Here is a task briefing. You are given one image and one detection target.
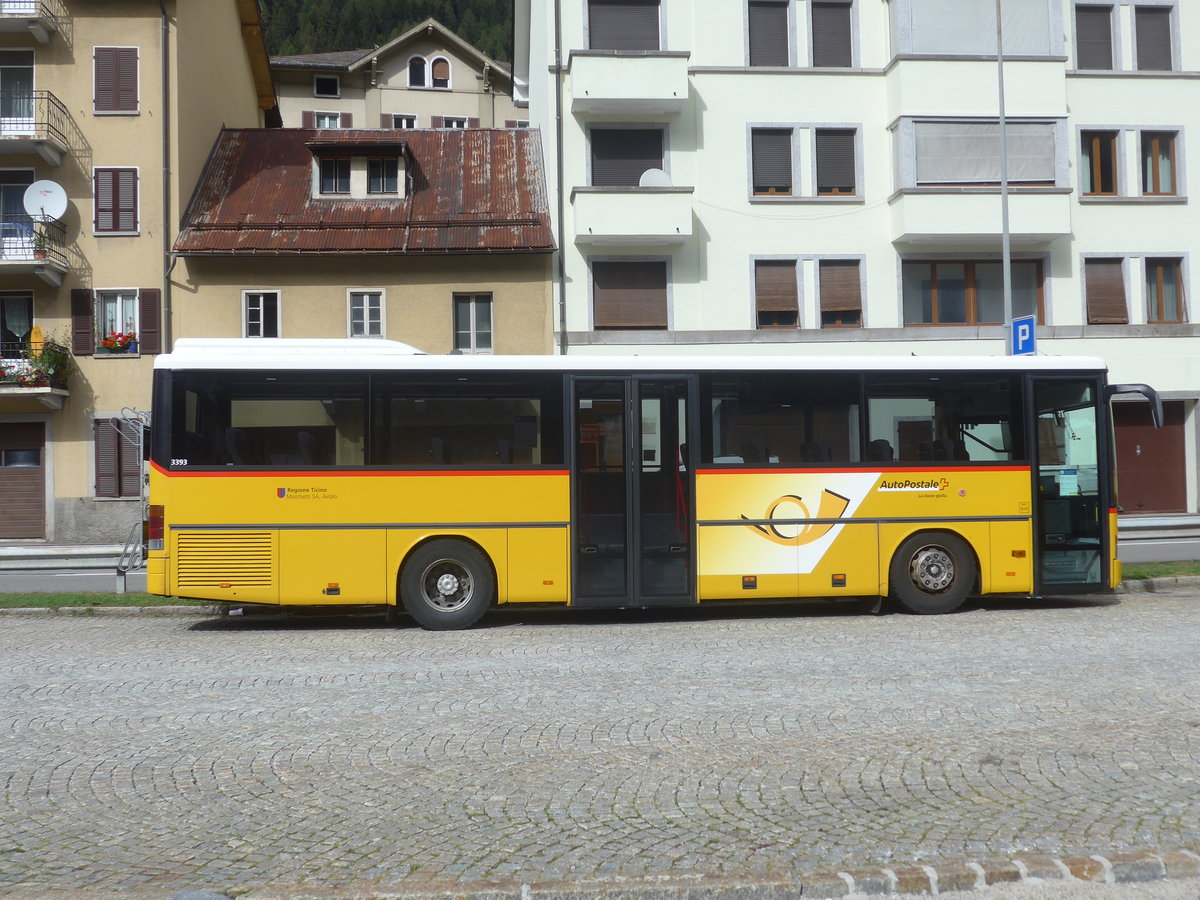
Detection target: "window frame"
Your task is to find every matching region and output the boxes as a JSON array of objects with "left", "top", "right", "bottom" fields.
[
  {"left": 589, "top": 257, "right": 671, "bottom": 331},
  {"left": 1133, "top": 4, "right": 1175, "bottom": 72},
  {"left": 94, "top": 288, "right": 139, "bottom": 350},
  {"left": 441, "top": 116, "right": 469, "bottom": 129},
  {"left": 1074, "top": 4, "right": 1115, "bottom": 71},
  {"left": 313, "top": 111, "right": 342, "bottom": 129},
  {"left": 391, "top": 114, "right": 418, "bottom": 129},
  {"left": 408, "top": 56, "right": 427, "bottom": 88},
  {"left": 243, "top": 290, "right": 282, "bottom": 338},
  {"left": 430, "top": 57, "right": 451, "bottom": 89},
  {"left": 810, "top": 0, "right": 854, "bottom": 68},
  {"left": 313, "top": 74, "right": 340, "bottom": 98},
  {"left": 587, "top": 0, "right": 663, "bottom": 52},
  {"left": 818, "top": 257, "right": 863, "bottom": 328},
  {"left": 318, "top": 157, "right": 351, "bottom": 195},
  {"left": 367, "top": 157, "right": 399, "bottom": 194},
  {"left": 1141, "top": 130, "right": 1177, "bottom": 196},
  {"left": 746, "top": 0, "right": 791, "bottom": 68},
  {"left": 452, "top": 292, "right": 494, "bottom": 354},
  {"left": 347, "top": 290, "right": 385, "bottom": 338},
  {"left": 1080, "top": 129, "right": 1119, "bottom": 196},
  {"left": 1082, "top": 257, "right": 1129, "bottom": 324},
  {"left": 750, "top": 126, "right": 795, "bottom": 197},
  {"left": 588, "top": 124, "right": 667, "bottom": 187},
  {"left": 92, "top": 167, "right": 138, "bottom": 235},
  {"left": 901, "top": 258, "right": 1046, "bottom": 326},
  {"left": 814, "top": 127, "right": 858, "bottom": 196},
  {"left": 752, "top": 258, "right": 799, "bottom": 329},
  {"left": 1145, "top": 257, "right": 1186, "bottom": 323},
  {"left": 93, "top": 46, "right": 138, "bottom": 115},
  {"left": 93, "top": 415, "right": 142, "bottom": 499}
]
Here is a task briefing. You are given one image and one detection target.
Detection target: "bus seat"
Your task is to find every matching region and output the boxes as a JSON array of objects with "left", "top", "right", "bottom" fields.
[
  {"left": 297, "top": 430, "right": 321, "bottom": 465},
  {"left": 495, "top": 440, "right": 512, "bottom": 464},
  {"left": 868, "top": 439, "right": 894, "bottom": 462},
  {"left": 428, "top": 437, "right": 449, "bottom": 465},
  {"left": 740, "top": 439, "right": 769, "bottom": 464},
  {"left": 804, "top": 440, "right": 831, "bottom": 462},
  {"left": 225, "top": 427, "right": 250, "bottom": 465}
]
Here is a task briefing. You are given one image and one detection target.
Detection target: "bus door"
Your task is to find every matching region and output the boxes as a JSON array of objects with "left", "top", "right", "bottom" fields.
[
  {"left": 572, "top": 377, "right": 695, "bottom": 607},
  {"left": 1030, "top": 377, "right": 1108, "bottom": 592}
]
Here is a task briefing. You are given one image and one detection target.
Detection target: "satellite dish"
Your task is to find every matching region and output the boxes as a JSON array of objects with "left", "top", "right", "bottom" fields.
[
  {"left": 23, "top": 181, "right": 68, "bottom": 221},
  {"left": 638, "top": 168, "right": 672, "bottom": 188}
]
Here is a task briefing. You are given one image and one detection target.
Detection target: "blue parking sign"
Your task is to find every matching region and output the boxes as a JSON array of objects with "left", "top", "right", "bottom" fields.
[{"left": 1011, "top": 315, "right": 1036, "bottom": 356}]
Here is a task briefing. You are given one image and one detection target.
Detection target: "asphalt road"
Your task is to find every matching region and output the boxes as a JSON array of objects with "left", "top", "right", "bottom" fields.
[{"left": 1, "top": 591, "right": 1198, "bottom": 898}]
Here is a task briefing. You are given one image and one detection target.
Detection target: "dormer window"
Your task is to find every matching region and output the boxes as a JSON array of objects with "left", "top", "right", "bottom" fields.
[
  {"left": 431, "top": 57, "right": 450, "bottom": 88},
  {"left": 368, "top": 158, "right": 398, "bottom": 194},
  {"left": 320, "top": 158, "right": 350, "bottom": 194},
  {"left": 408, "top": 56, "right": 426, "bottom": 87},
  {"left": 313, "top": 75, "right": 340, "bottom": 98}
]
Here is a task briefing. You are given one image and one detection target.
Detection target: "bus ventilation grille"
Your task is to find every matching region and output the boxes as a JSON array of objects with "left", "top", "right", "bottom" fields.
[{"left": 176, "top": 532, "right": 274, "bottom": 587}]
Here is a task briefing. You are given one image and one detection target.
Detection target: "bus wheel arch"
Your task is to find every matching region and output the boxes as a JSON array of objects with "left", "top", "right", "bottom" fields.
[
  {"left": 398, "top": 537, "right": 497, "bottom": 630},
  {"left": 888, "top": 530, "right": 978, "bottom": 615}
]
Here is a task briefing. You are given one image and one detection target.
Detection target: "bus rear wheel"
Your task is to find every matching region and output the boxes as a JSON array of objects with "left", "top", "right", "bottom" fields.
[
  {"left": 400, "top": 539, "right": 494, "bottom": 630},
  {"left": 889, "top": 532, "right": 975, "bottom": 615}
]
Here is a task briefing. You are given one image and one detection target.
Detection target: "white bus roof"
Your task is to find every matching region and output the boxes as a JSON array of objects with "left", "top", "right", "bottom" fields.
[{"left": 155, "top": 339, "right": 1107, "bottom": 374}]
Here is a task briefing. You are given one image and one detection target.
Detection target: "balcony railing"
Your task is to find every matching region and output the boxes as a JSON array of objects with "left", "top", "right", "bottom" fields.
[
  {"left": 0, "top": 215, "right": 67, "bottom": 265},
  {"left": 0, "top": 91, "right": 70, "bottom": 163},
  {"left": 0, "top": 337, "right": 73, "bottom": 408},
  {"left": 0, "top": 0, "right": 64, "bottom": 42}
]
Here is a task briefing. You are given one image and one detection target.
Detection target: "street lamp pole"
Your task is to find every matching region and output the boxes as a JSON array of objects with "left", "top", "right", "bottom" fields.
[{"left": 996, "top": 0, "right": 1014, "bottom": 354}]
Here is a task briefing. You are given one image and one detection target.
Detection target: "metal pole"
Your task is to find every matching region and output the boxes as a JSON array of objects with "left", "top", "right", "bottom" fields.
[{"left": 996, "top": 0, "right": 1014, "bottom": 354}]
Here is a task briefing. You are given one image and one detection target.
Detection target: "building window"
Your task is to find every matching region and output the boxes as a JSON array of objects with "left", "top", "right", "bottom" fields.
[
  {"left": 94, "top": 417, "right": 141, "bottom": 499},
  {"left": 319, "top": 158, "right": 350, "bottom": 194},
  {"left": 1084, "top": 258, "right": 1128, "bottom": 324},
  {"left": 819, "top": 259, "right": 862, "bottom": 327},
  {"left": 1141, "top": 131, "right": 1176, "bottom": 196},
  {"left": 505, "top": 119, "right": 531, "bottom": 128},
  {"left": 588, "top": 0, "right": 660, "bottom": 51},
  {"left": 244, "top": 291, "right": 280, "bottom": 338},
  {"left": 368, "top": 158, "right": 398, "bottom": 194},
  {"left": 453, "top": 293, "right": 493, "bottom": 353},
  {"left": 1074, "top": 5, "right": 1114, "bottom": 70},
  {"left": 748, "top": 1, "right": 789, "bottom": 67},
  {"left": 811, "top": 1, "right": 853, "bottom": 67},
  {"left": 900, "top": 0, "right": 1052, "bottom": 56},
  {"left": 1145, "top": 258, "right": 1185, "bottom": 323},
  {"left": 408, "top": 56, "right": 426, "bottom": 87},
  {"left": 392, "top": 114, "right": 417, "bottom": 129},
  {"left": 314, "top": 111, "right": 341, "bottom": 129},
  {"left": 1135, "top": 6, "right": 1173, "bottom": 71},
  {"left": 1081, "top": 131, "right": 1118, "bottom": 195},
  {"left": 590, "top": 127, "right": 664, "bottom": 186},
  {"left": 431, "top": 58, "right": 450, "bottom": 88},
  {"left": 349, "top": 291, "right": 384, "bottom": 337},
  {"left": 754, "top": 259, "right": 798, "bottom": 328},
  {"left": 902, "top": 260, "right": 1043, "bottom": 325},
  {"left": 95, "top": 289, "right": 138, "bottom": 348},
  {"left": 0, "top": 293, "right": 32, "bottom": 357},
  {"left": 93, "top": 168, "right": 138, "bottom": 233},
  {"left": 592, "top": 259, "right": 668, "bottom": 329},
  {"left": 915, "top": 121, "right": 1056, "bottom": 186},
  {"left": 94, "top": 47, "right": 138, "bottom": 113},
  {"left": 815, "top": 128, "right": 856, "bottom": 195},
  {"left": 441, "top": 116, "right": 468, "bottom": 129},
  {"left": 0, "top": 51, "right": 33, "bottom": 128},
  {"left": 0, "top": 169, "right": 34, "bottom": 257},
  {"left": 751, "top": 128, "right": 792, "bottom": 195},
  {"left": 313, "top": 75, "right": 340, "bottom": 98}
]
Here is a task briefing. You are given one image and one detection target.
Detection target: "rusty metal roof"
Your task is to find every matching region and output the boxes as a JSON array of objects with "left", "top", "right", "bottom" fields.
[
  {"left": 174, "top": 128, "right": 555, "bottom": 256},
  {"left": 269, "top": 49, "right": 371, "bottom": 70}
]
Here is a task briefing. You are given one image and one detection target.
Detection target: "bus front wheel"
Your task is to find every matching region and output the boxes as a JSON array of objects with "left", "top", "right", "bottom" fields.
[
  {"left": 400, "top": 539, "right": 495, "bottom": 630},
  {"left": 888, "top": 532, "right": 975, "bottom": 615}
]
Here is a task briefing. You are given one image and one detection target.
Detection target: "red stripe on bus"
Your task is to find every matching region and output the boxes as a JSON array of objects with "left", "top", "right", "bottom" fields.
[
  {"left": 151, "top": 462, "right": 569, "bottom": 478},
  {"left": 695, "top": 466, "right": 1031, "bottom": 475}
]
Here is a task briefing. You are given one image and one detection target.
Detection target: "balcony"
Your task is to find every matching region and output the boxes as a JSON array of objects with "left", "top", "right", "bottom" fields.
[
  {"left": 0, "top": 217, "right": 69, "bottom": 286},
  {"left": 569, "top": 51, "right": 690, "bottom": 115},
  {"left": 0, "top": 337, "right": 72, "bottom": 410},
  {"left": 0, "top": 0, "right": 63, "bottom": 43},
  {"left": 0, "top": 92, "right": 71, "bottom": 165},
  {"left": 572, "top": 186, "right": 694, "bottom": 245},
  {"left": 890, "top": 187, "right": 1072, "bottom": 244}
]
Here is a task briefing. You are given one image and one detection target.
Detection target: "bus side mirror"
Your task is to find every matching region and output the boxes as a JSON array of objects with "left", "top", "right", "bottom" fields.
[{"left": 1105, "top": 384, "right": 1162, "bottom": 429}]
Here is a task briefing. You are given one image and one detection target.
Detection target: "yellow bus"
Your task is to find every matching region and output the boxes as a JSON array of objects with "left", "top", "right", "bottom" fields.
[{"left": 146, "top": 339, "right": 1159, "bottom": 629}]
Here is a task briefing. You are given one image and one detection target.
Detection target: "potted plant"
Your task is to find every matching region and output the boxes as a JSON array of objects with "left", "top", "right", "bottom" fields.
[
  {"left": 32, "top": 228, "right": 48, "bottom": 260},
  {"left": 25, "top": 336, "right": 74, "bottom": 387},
  {"left": 98, "top": 330, "right": 137, "bottom": 353}
]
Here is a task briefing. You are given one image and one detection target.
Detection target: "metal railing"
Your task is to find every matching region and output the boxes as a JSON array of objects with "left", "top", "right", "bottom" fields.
[
  {"left": 0, "top": 0, "right": 64, "bottom": 27},
  {"left": 0, "top": 91, "right": 69, "bottom": 147},
  {"left": 0, "top": 215, "right": 67, "bottom": 267}
]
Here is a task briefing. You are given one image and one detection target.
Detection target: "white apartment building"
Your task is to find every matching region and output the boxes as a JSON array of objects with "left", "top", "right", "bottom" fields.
[{"left": 513, "top": 0, "right": 1199, "bottom": 519}]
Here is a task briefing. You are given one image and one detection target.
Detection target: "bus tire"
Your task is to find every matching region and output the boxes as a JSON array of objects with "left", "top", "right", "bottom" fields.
[
  {"left": 400, "top": 539, "right": 494, "bottom": 630},
  {"left": 888, "top": 532, "right": 975, "bottom": 615}
]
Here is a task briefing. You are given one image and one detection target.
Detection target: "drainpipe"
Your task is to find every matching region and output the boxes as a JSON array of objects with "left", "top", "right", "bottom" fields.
[
  {"left": 160, "top": 1, "right": 172, "bottom": 351},
  {"left": 554, "top": 0, "right": 567, "bottom": 355}
]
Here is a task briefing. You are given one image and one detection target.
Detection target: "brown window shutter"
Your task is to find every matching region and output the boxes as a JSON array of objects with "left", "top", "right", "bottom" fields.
[
  {"left": 1075, "top": 6, "right": 1113, "bottom": 70},
  {"left": 382, "top": 113, "right": 394, "bottom": 127},
  {"left": 1085, "top": 259, "right": 1128, "bottom": 324},
  {"left": 816, "top": 129, "right": 856, "bottom": 194},
  {"left": 1135, "top": 7, "right": 1172, "bottom": 71},
  {"left": 139, "top": 288, "right": 162, "bottom": 354},
  {"left": 588, "top": 0, "right": 660, "bottom": 51},
  {"left": 754, "top": 260, "right": 798, "bottom": 312},
  {"left": 94, "top": 168, "right": 112, "bottom": 230},
  {"left": 94, "top": 419, "right": 119, "bottom": 498},
  {"left": 340, "top": 112, "right": 353, "bottom": 127},
  {"left": 748, "top": 2, "right": 789, "bottom": 66},
  {"left": 431, "top": 115, "right": 444, "bottom": 128},
  {"left": 819, "top": 260, "right": 861, "bottom": 312},
  {"left": 115, "top": 48, "right": 138, "bottom": 111},
  {"left": 593, "top": 260, "right": 667, "bottom": 329},
  {"left": 117, "top": 169, "right": 137, "bottom": 231},
  {"left": 94, "top": 47, "right": 116, "bottom": 111},
  {"left": 432, "top": 58, "right": 450, "bottom": 83},
  {"left": 591, "top": 128, "right": 664, "bottom": 186},
  {"left": 751, "top": 128, "right": 792, "bottom": 194},
  {"left": 468, "top": 117, "right": 480, "bottom": 128},
  {"left": 812, "top": 2, "right": 853, "bottom": 68},
  {"left": 71, "top": 288, "right": 94, "bottom": 356},
  {"left": 302, "top": 110, "right": 315, "bottom": 128},
  {"left": 95, "top": 168, "right": 136, "bottom": 232},
  {"left": 505, "top": 119, "right": 518, "bottom": 128},
  {"left": 118, "top": 421, "right": 141, "bottom": 497}
]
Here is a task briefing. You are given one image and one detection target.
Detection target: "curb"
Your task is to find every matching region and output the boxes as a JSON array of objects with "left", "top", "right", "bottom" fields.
[
  {"left": 1117, "top": 574, "right": 1200, "bottom": 593},
  {"left": 0, "top": 604, "right": 222, "bottom": 617}
]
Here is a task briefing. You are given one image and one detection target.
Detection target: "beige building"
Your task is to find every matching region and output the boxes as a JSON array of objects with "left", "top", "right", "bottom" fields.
[
  {"left": 0, "top": 0, "right": 275, "bottom": 543},
  {"left": 271, "top": 18, "right": 525, "bottom": 130},
  {"left": 171, "top": 127, "right": 554, "bottom": 355}
]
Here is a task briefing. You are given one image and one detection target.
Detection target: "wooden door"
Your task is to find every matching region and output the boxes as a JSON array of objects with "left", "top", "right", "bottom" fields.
[{"left": 1113, "top": 401, "right": 1186, "bottom": 513}]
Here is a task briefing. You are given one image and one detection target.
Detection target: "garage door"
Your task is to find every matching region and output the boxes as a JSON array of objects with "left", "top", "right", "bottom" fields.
[{"left": 0, "top": 422, "right": 45, "bottom": 538}]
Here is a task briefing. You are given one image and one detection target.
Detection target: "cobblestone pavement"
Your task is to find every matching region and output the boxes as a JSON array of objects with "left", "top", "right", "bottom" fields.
[{"left": 1, "top": 592, "right": 1198, "bottom": 898}]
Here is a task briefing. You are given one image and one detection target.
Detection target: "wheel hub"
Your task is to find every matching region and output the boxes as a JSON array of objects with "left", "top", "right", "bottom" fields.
[
  {"left": 436, "top": 573, "right": 460, "bottom": 596},
  {"left": 911, "top": 547, "right": 954, "bottom": 593}
]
